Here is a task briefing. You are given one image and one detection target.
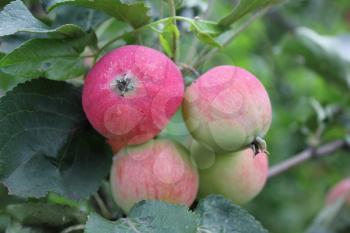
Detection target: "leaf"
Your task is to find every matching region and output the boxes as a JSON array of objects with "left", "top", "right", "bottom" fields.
[
  {"left": 47, "top": 6, "right": 109, "bottom": 31},
  {"left": 0, "top": 0, "right": 11, "bottom": 9},
  {"left": 219, "top": 0, "right": 281, "bottom": 27},
  {"left": 85, "top": 213, "right": 153, "bottom": 233},
  {"left": 306, "top": 198, "right": 350, "bottom": 233},
  {"left": 0, "top": 79, "right": 112, "bottom": 199},
  {"left": 6, "top": 203, "right": 87, "bottom": 226},
  {"left": 195, "top": 195, "right": 269, "bottom": 233},
  {"left": 0, "top": 33, "right": 94, "bottom": 84},
  {"left": 188, "top": 19, "right": 224, "bottom": 47},
  {"left": 46, "top": 0, "right": 151, "bottom": 28},
  {"left": 129, "top": 201, "right": 198, "bottom": 233},
  {"left": 0, "top": 0, "right": 86, "bottom": 38},
  {"left": 0, "top": 0, "right": 48, "bottom": 37},
  {"left": 0, "top": 184, "right": 23, "bottom": 210},
  {"left": 5, "top": 222, "right": 46, "bottom": 233},
  {"left": 0, "top": 34, "right": 37, "bottom": 54},
  {"left": 0, "top": 71, "right": 22, "bottom": 92},
  {"left": 85, "top": 201, "right": 197, "bottom": 233},
  {"left": 284, "top": 27, "right": 350, "bottom": 89},
  {"left": 159, "top": 20, "right": 180, "bottom": 57}
]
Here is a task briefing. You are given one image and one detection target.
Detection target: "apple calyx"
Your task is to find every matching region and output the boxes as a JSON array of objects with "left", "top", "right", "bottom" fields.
[
  {"left": 251, "top": 136, "right": 270, "bottom": 155},
  {"left": 112, "top": 71, "right": 136, "bottom": 96}
]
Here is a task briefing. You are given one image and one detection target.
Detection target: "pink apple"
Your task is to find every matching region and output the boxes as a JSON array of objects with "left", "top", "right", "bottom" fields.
[
  {"left": 196, "top": 146, "right": 269, "bottom": 204},
  {"left": 326, "top": 178, "right": 350, "bottom": 206},
  {"left": 82, "top": 45, "right": 184, "bottom": 151},
  {"left": 110, "top": 139, "right": 199, "bottom": 213},
  {"left": 183, "top": 65, "right": 272, "bottom": 153}
]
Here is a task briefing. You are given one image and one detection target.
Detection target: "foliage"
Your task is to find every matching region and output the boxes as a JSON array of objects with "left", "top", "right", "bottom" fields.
[{"left": 0, "top": 0, "right": 350, "bottom": 232}]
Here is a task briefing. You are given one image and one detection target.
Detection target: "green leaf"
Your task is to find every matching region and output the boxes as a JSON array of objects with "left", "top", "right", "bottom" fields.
[
  {"left": 47, "top": 6, "right": 108, "bottom": 31},
  {"left": 5, "top": 222, "right": 46, "bottom": 233},
  {"left": 284, "top": 27, "right": 350, "bottom": 89},
  {"left": 85, "top": 201, "right": 197, "bottom": 233},
  {"left": 0, "top": 32, "right": 95, "bottom": 85},
  {"left": 0, "top": 34, "right": 35, "bottom": 54},
  {"left": 188, "top": 19, "right": 224, "bottom": 47},
  {"left": 6, "top": 203, "right": 87, "bottom": 226},
  {"left": 159, "top": 20, "right": 180, "bottom": 57},
  {"left": 0, "top": 71, "right": 22, "bottom": 92},
  {"left": 0, "top": 79, "right": 112, "bottom": 199},
  {"left": 0, "top": 0, "right": 11, "bottom": 9},
  {"left": 0, "top": 0, "right": 48, "bottom": 37},
  {"left": 306, "top": 198, "right": 350, "bottom": 233},
  {"left": 195, "top": 195, "right": 269, "bottom": 233},
  {"left": 129, "top": 201, "right": 197, "bottom": 233},
  {"left": 0, "top": 0, "right": 86, "bottom": 38},
  {"left": 0, "top": 184, "right": 23, "bottom": 210},
  {"left": 85, "top": 213, "right": 153, "bottom": 233},
  {"left": 219, "top": 0, "right": 281, "bottom": 27},
  {"left": 46, "top": 0, "right": 151, "bottom": 28}
]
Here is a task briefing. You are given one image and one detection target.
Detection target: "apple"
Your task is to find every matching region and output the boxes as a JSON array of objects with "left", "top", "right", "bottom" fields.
[
  {"left": 183, "top": 65, "right": 272, "bottom": 153},
  {"left": 82, "top": 45, "right": 184, "bottom": 151},
  {"left": 326, "top": 178, "right": 350, "bottom": 206},
  {"left": 195, "top": 144, "right": 269, "bottom": 204},
  {"left": 110, "top": 139, "right": 199, "bottom": 213}
]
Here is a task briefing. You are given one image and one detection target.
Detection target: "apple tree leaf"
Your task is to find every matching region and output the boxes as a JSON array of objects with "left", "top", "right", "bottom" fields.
[
  {"left": 283, "top": 27, "right": 350, "bottom": 89},
  {"left": 6, "top": 203, "right": 87, "bottom": 226},
  {"left": 0, "top": 33, "right": 94, "bottom": 82},
  {"left": 46, "top": 0, "right": 151, "bottom": 28},
  {"left": 195, "top": 195, "right": 269, "bottom": 233},
  {"left": 219, "top": 0, "right": 282, "bottom": 27},
  {"left": 85, "top": 201, "right": 198, "bottom": 233},
  {"left": 0, "top": 0, "right": 86, "bottom": 38},
  {"left": 0, "top": 78, "right": 112, "bottom": 200}
]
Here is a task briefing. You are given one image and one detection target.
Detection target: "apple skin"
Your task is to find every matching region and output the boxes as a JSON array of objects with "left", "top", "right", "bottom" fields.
[
  {"left": 195, "top": 145, "right": 269, "bottom": 205},
  {"left": 183, "top": 65, "right": 272, "bottom": 153},
  {"left": 82, "top": 45, "right": 184, "bottom": 151},
  {"left": 110, "top": 139, "right": 199, "bottom": 213},
  {"left": 326, "top": 178, "right": 350, "bottom": 206}
]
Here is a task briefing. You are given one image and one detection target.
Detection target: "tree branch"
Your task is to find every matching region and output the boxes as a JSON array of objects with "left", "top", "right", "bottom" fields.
[{"left": 268, "top": 140, "right": 348, "bottom": 178}]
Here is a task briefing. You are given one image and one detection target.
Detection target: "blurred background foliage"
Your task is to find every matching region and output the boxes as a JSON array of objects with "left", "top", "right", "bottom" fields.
[{"left": 1, "top": 0, "right": 350, "bottom": 232}]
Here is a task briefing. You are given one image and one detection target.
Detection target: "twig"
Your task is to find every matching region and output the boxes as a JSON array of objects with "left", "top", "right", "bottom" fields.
[
  {"left": 192, "top": 7, "right": 270, "bottom": 68},
  {"left": 268, "top": 140, "right": 348, "bottom": 178},
  {"left": 60, "top": 224, "right": 85, "bottom": 233},
  {"left": 93, "top": 193, "right": 112, "bottom": 219},
  {"left": 178, "top": 63, "right": 200, "bottom": 77},
  {"left": 95, "top": 16, "right": 195, "bottom": 59}
]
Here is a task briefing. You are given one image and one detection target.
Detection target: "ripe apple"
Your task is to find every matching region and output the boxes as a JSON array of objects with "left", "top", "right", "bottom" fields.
[
  {"left": 326, "top": 178, "right": 350, "bottom": 206},
  {"left": 110, "top": 139, "right": 199, "bottom": 213},
  {"left": 195, "top": 144, "right": 269, "bottom": 204},
  {"left": 82, "top": 45, "right": 184, "bottom": 151},
  {"left": 183, "top": 65, "right": 272, "bottom": 153}
]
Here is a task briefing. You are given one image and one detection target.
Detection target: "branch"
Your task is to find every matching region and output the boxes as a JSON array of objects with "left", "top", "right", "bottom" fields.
[
  {"left": 268, "top": 140, "right": 348, "bottom": 178},
  {"left": 93, "top": 193, "right": 112, "bottom": 219},
  {"left": 60, "top": 224, "right": 85, "bottom": 233}
]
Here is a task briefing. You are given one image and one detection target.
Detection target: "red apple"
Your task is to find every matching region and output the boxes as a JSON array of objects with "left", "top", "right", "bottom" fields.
[
  {"left": 82, "top": 45, "right": 184, "bottom": 151},
  {"left": 110, "top": 139, "right": 199, "bottom": 213},
  {"left": 183, "top": 65, "right": 272, "bottom": 153}
]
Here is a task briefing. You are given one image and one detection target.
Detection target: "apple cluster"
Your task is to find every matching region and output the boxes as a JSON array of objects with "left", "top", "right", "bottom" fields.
[{"left": 82, "top": 45, "right": 272, "bottom": 213}]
